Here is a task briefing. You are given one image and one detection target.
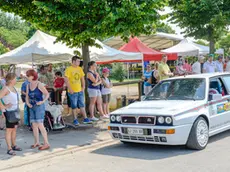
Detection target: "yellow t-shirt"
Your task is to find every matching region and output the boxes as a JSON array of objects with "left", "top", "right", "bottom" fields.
[
  {"left": 65, "top": 66, "right": 85, "bottom": 93},
  {"left": 158, "top": 63, "right": 170, "bottom": 81}
]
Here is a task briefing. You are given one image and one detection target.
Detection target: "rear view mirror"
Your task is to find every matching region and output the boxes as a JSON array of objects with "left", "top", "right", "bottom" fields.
[{"left": 141, "top": 96, "right": 146, "bottom": 101}]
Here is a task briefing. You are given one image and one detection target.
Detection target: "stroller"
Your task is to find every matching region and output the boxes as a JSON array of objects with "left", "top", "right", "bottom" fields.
[{"left": 44, "top": 101, "right": 66, "bottom": 132}]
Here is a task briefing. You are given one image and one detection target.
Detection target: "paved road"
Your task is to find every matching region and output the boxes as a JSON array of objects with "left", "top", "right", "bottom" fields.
[{"left": 2, "top": 129, "right": 230, "bottom": 172}]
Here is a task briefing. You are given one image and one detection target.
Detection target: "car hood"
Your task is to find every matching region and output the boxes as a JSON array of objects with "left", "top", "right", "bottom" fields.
[{"left": 112, "top": 100, "right": 206, "bottom": 116}]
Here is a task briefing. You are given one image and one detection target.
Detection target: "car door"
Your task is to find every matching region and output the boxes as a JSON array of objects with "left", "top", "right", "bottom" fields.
[{"left": 209, "top": 77, "right": 230, "bottom": 133}]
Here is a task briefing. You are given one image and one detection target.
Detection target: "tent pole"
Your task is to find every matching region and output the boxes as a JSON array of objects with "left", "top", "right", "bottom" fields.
[
  {"left": 127, "top": 63, "right": 130, "bottom": 99},
  {"left": 141, "top": 54, "right": 144, "bottom": 74}
]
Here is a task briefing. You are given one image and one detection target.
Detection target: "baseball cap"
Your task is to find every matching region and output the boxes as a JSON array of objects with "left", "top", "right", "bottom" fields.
[{"left": 102, "top": 68, "right": 110, "bottom": 73}]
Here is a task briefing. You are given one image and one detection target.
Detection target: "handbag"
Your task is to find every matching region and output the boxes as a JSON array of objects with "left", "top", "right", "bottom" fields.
[{"left": 5, "top": 87, "right": 20, "bottom": 123}]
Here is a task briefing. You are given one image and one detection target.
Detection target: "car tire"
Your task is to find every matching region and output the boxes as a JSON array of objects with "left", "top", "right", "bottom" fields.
[{"left": 186, "top": 117, "right": 209, "bottom": 150}]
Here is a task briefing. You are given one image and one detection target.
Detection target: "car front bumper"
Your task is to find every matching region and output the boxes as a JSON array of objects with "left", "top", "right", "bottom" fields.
[{"left": 108, "top": 123, "right": 193, "bottom": 145}]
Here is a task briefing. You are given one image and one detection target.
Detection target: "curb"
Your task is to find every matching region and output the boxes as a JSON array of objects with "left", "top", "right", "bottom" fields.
[{"left": 0, "top": 138, "right": 116, "bottom": 171}]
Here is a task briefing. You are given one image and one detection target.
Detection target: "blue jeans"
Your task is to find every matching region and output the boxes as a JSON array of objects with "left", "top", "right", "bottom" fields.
[
  {"left": 68, "top": 91, "right": 85, "bottom": 109},
  {"left": 29, "top": 104, "right": 45, "bottom": 123}
]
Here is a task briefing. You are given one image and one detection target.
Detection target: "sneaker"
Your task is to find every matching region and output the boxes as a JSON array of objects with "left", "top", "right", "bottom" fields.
[
  {"left": 89, "top": 117, "right": 99, "bottom": 122},
  {"left": 73, "top": 119, "right": 79, "bottom": 126},
  {"left": 83, "top": 118, "right": 93, "bottom": 124},
  {"left": 100, "top": 115, "right": 110, "bottom": 119}
]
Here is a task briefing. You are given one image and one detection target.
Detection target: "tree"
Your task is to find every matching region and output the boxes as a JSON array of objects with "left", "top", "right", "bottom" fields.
[
  {"left": 218, "top": 33, "right": 230, "bottom": 55},
  {"left": 157, "top": 24, "right": 176, "bottom": 34},
  {"left": 0, "top": 0, "right": 167, "bottom": 73},
  {"left": 169, "top": 0, "right": 230, "bottom": 54},
  {"left": 195, "top": 40, "right": 209, "bottom": 46}
]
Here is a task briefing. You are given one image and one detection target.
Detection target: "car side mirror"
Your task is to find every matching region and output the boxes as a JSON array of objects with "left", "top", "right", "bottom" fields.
[{"left": 209, "top": 94, "right": 222, "bottom": 101}]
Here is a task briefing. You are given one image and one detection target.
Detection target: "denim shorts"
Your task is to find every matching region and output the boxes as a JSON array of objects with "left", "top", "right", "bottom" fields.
[
  {"left": 88, "top": 88, "right": 101, "bottom": 97},
  {"left": 29, "top": 104, "right": 45, "bottom": 123},
  {"left": 68, "top": 91, "right": 85, "bottom": 109}
]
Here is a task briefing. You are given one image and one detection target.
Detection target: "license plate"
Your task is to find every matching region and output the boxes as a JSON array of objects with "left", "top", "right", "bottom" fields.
[{"left": 127, "top": 128, "right": 143, "bottom": 135}]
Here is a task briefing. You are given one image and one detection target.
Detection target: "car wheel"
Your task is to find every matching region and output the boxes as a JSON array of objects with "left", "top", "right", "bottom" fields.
[{"left": 186, "top": 117, "right": 209, "bottom": 150}]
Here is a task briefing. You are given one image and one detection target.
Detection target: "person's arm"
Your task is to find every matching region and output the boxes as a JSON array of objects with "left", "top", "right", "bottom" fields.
[
  {"left": 37, "top": 82, "right": 49, "bottom": 105},
  {"left": 101, "top": 78, "right": 110, "bottom": 88},
  {"left": 0, "top": 87, "right": 12, "bottom": 110},
  {"left": 64, "top": 68, "right": 74, "bottom": 94},
  {"left": 87, "top": 73, "right": 98, "bottom": 84},
  {"left": 26, "top": 85, "right": 32, "bottom": 108},
  {"left": 81, "top": 76, "right": 85, "bottom": 91},
  {"left": 203, "top": 63, "right": 207, "bottom": 73}
]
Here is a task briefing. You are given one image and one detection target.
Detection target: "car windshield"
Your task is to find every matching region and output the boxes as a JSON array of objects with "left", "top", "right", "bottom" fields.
[{"left": 145, "top": 78, "right": 206, "bottom": 101}]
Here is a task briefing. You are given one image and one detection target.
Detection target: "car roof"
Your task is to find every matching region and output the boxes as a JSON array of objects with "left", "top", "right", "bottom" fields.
[{"left": 165, "top": 73, "right": 230, "bottom": 81}]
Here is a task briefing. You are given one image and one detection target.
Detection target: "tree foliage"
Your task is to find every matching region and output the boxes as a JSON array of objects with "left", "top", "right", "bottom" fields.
[
  {"left": 111, "top": 63, "right": 127, "bottom": 82},
  {"left": 157, "top": 24, "right": 176, "bottom": 34},
  {"left": 0, "top": 11, "right": 36, "bottom": 52},
  {"left": 218, "top": 33, "right": 230, "bottom": 55},
  {"left": 0, "top": 0, "right": 167, "bottom": 48},
  {"left": 169, "top": 0, "right": 230, "bottom": 53}
]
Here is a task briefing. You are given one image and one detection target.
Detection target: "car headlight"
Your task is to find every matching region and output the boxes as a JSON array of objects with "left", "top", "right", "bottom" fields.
[
  {"left": 110, "top": 115, "right": 116, "bottom": 122},
  {"left": 165, "top": 117, "right": 172, "bottom": 124},
  {"left": 116, "top": 115, "right": 121, "bottom": 122},
  {"left": 158, "top": 116, "right": 165, "bottom": 124}
]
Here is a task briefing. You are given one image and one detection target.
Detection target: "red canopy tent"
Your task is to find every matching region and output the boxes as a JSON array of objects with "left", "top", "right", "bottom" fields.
[{"left": 119, "top": 37, "right": 178, "bottom": 61}]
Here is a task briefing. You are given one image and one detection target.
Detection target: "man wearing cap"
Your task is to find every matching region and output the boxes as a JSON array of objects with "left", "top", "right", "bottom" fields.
[
  {"left": 215, "top": 56, "right": 224, "bottom": 72},
  {"left": 192, "top": 56, "right": 205, "bottom": 74},
  {"left": 203, "top": 54, "right": 216, "bottom": 73}
]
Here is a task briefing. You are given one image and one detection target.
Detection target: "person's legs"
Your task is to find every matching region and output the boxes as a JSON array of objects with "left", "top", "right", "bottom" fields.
[
  {"left": 89, "top": 97, "right": 97, "bottom": 118},
  {"left": 5, "top": 128, "right": 13, "bottom": 150},
  {"left": 11, "top": 126, "right": 17, "bottom": 147},
  {"left": 32, "top": 123, "right": 39, "bottom": 145},
  {"left": 38, "top": 123, "right": 49, "bottom": 146},
  {"left": 96, "top": 96, "right": 105, "bottom": 116}
]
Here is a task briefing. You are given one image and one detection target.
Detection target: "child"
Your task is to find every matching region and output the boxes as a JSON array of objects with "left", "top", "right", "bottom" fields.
[
  {"left": 54, "top": 71, "right": 65, "bottom": 104},
  {"left": 101, "top": 68, "right": 112, "bottom": 115}
]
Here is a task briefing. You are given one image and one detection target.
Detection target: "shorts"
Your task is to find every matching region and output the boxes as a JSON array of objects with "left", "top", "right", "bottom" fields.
[
  {"left": 5, "top": 112, "right": 18, "bottom": 128},
  {"left": 102, "top": 94, "right": 111, "bottom": 103},
  {"left": 68, "top": 92, "right": 85, "bottom": 109},
  {"left": 144, "top": 86, "right": 152, "bottom": 95},
  {"left": 29, "top": 104, "right": 45, "bottom": 123},
  {"left": 88, "top": 88, "right": 101, "bottom": 97}
]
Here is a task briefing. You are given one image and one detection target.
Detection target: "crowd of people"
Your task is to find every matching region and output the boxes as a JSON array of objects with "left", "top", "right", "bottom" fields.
[
  {"left": 0, "top": 55, "right": 113, "bottom": 156},
  {"left": 142, "top": 54, "right": 229, "bottom": 95}
]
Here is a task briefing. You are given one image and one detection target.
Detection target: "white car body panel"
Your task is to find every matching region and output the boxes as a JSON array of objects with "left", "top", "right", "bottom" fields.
[{"left": 108, "top": 73, "right": 230, "bottom": 146}]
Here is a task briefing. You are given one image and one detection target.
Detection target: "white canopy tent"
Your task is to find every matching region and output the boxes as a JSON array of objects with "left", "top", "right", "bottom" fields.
[
  {"left": 162, "top": 38, "right": 224, "bottom": 57},
  {"left": 0, "top": 30, "right": 142, "bottom": 65},
  {"left": 161, "top": 39, "right": 199, "bottom": 57}
]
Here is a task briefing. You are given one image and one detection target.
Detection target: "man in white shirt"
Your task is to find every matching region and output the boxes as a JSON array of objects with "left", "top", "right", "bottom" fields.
[
  {"left": 215, "top": 56, "right": 224, "bottom": 72},
  {"left": 192, "top": 56, "right": 205, "bottom": 74},
  {"left": 203, "top": 54, "right": 216, "bottom": 73},
  {"left": 225, "top": 56, "right": 230, "bottom": 72}
]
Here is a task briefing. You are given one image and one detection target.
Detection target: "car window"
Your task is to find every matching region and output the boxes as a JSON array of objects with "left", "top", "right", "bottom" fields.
[
  {"left": 222, "top": 76, "right": 230, "bottom": 94},
  {"left": 209, "top": 77, "right": 227, "bottom": 96},
  {"left": 145, "top": 78, "right": 205, "bottom": 100}
]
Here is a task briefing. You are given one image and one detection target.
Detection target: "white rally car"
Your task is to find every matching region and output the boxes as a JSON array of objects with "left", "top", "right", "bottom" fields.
[{"left": 108, "top": 73, "right": 230, "bottom": 150}]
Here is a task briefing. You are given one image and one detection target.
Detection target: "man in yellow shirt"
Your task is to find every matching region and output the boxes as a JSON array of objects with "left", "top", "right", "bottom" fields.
[
  {"left": 65, "top": 56, "right": 91, "bottom": 125},
  {"left": 158, "top": 55, "right": 174, "bottom": 81}
]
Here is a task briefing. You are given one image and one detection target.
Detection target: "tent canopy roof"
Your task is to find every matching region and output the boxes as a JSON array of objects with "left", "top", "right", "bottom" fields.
[
  {"left": 0, "top": 30, "right": 142, "bottom": 65},
  {"left": 104, "top": 32, "right": 184, "bottom": 50},
  {"left": 162, "top": 38, "right": 224, "bottom": 57},
  {"left": 119, "top": 37, "right": 177, "bottom": 61}
]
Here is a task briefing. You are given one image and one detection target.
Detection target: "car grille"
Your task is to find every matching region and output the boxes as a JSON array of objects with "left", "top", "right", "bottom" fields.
[
  {"left": 138, "top": 117, "right": 155, "bottom": 125},
  {"left": 121, "top": 116, "right": 136, "bottom": 124},
  {"left": 121, "top": 116, "right": 156, "bottom": 125},
  {"left": 112, "top": 133, "right": 167, "bottom": 143}
]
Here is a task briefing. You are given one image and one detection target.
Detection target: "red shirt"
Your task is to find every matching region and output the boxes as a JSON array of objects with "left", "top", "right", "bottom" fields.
[{"left": 54, "top": 77, "right": 65, "bottom": 88}]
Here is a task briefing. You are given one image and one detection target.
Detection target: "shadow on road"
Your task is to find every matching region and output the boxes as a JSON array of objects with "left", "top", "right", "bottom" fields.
[{"left": 92, "top": 130, "right": 230, "bottom": 160}]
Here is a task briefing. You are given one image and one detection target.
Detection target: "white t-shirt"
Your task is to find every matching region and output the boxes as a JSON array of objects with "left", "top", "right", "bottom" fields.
[
  {"left": 226, "top": 61, "right": 230, "bottom": 72},
  {"left": 101, "top": 78, "right": 111, "bottom": 95},
  {"left": 192, "top": 61, "right": 201, "bottom": 74},
  {"left": 215, "top": 61, "right": 223, "bottom": 72},
  {"left": 203, "top": 61, "right": 216, "bottom": 73}
]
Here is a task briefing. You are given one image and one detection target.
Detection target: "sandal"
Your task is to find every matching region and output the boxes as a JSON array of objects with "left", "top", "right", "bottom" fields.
[
  {"left": 12, "top": 145, "right": 22, "bottom": 151},
  {"left": 7, "top": 149, "right": 16, "bottom": 156},
  {"left": 31, "top": 144, "right": 40, "bottom": 149},
  {"left": 38, "top": 145, "right": 50, "bottom": 151}
]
